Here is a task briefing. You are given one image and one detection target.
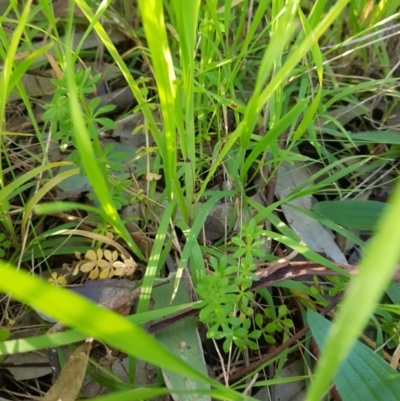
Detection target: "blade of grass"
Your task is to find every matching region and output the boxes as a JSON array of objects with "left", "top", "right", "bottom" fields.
[
  {"left": 0, "top": 302, "right": 195, "bottom": 355},
  {"left": 137, "top": 0, "right": 187, "bottom": 215},
  {"left": 256, "top": 0, "right": 350, "bottom": 112},
  {"left": 89, "top": 387, "right": 255, "bottom": 401},
  {"left": 196, "top": 1, "right": 307, "bottom": 200},
  {"left": 225, "top": 0, "right": 271, "bottom": 90},
  {"left": 0, "top": 161, "right": 72, "bottom": 241},
  {"left": 242, "top": 98, "right": 307, "bottom": 179},
  {"left": 0, "top": 0, "right": 32, "bottom": 131},
  {"left": 0, "top": 262, "right": 251, "bottom": 400},
  {"left": 64, "top": 3, "right": 143, "bottom": 260},
  {"left": 293, "top": 7, "right": 323, "bottom": 141},
  {"left": 170, "top": 0, "right": 200, "bottom": 219},
  {"left": 35, "top": 201, "right": 101, "bottom": 216},
  {"left": 7, "top": 44, "right": 53, "bottom": 97},
  {"left": 21, "top": 168, "right": 80, "bottom": 241},
  {"left": 174, "top": 191, "right": 236, "bottom": 297},
  {"left": 136, "top": 201, "right": 175, "bottom": 313},
  {"left": 75, "top": 0, "right": 187, "bottom": 221},
  {"left": 0, "top": 0, "right": 33, "bottom": 243}
]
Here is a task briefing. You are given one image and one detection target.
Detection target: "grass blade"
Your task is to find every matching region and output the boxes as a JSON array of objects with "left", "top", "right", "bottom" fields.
[{"left": 306, "top": 179, "right": 400, "bottom": 400}]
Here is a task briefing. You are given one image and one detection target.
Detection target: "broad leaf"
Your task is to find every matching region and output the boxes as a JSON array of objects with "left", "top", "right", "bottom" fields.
[
  {"left": 153, "top": 279, "right": 211, "bottom": 401},
  {"left": 308, "top": 310, "right": 400, "bottom": 401}
]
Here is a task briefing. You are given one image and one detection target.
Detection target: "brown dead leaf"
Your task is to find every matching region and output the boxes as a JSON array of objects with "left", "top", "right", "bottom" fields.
[{"left": 43, "top": 338, "right": 93, "bottom": 401}]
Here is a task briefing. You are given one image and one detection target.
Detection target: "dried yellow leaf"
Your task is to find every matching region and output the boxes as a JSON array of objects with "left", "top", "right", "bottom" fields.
[
  {"left": 80, "top": 262, "right": 95, "bottom": 273},
  {"left": 85, "top": 250, "right": 97, "bottom": 261},
  {"left": 97, "top": 260, "right": 109, "bottom": 269},
  {"left": 104, "top": 249, "right": 112, "bottom": 261},
  {"left": 89, "top": 266, "right": 99, "bottom": 280},
  {"left": 99, "top": 268, "right": 111, "bottom": 279}
]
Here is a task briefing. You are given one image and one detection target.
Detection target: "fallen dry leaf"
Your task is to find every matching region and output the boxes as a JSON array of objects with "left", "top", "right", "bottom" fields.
[{"left": 43, "top": 338, "right": 93, "bottom": 401}]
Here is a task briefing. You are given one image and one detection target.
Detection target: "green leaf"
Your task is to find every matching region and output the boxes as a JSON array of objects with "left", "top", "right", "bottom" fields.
[
  {"left": 248, "top": 330, "right": 262, "bottom": 339},
  {"left": 96, "top": 104, "right": 116, "bottom": 115},
  {"left": 222, "top": 339, "right": 231, "bottom": 352},
  {"left": 278, "top": 304, "right": 288, "bottom": 317},
  {"left": 264, "top": 308, "right": 274, "bottom": 319},
  {"left": 88, "top": 97, "right": 100, "bottom": 114},
  {"left": 63, "top": 22, "right": 145, "bottom": 260},
  {"left": 312, "top": 200, "right": 387, "bottom": 230},
  {"left": 96, "top": 117, "right": 117, "bottom": 129},
  {"left": 0, "top": 328, "right": 10, "bottom": 342},
  {"left": 228, "top": 317, "right": 242, "bottom": 327},
  {"left": 264, "top": 334, "right": 276, "bottom": 344},
  {"left": 153, "top": 279, "right": 211, "bottom": 401},
  {"left": 234, "top": 328, "right": 248, "bottom": 338},
  {"left": 225, "top": 266, "right": 239, "bottom": 275},
  {"left": 265, "top": 322, "right": 277, "bottom": 333},
  {"left": 255, "top": 314, "right": 263, "bottom": 328},
  {"left": 242, "top": 318, "right": 251, "bottom": 330},
  {"left": 208, "top": 325, "right": 223, "bottom": 339},
  {"left": 0, "top": 303, "right": 195, "bottom": 355},
  {"left": 56, "top": 164, "right": 91, "bottom": 194},
  {"left": 386, "top": 283, "right": 400, "bottom": 305},
  {"left": 0, "top": 263, "right": 247, "bottom": 401},
  {"left": 329, "top": 131, "right": 400, "bottom": 144},
  {"left": 308, "top": 310, "right": 400, "bottom": 401}
]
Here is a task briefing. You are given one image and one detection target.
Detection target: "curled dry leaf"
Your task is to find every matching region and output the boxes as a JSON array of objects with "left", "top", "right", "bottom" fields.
[
  {"left": 113, "top": 254, "right": 136, "bottom": 277},
  {"left": 146, "top": 171, "right": 162, "bottom": 181}
]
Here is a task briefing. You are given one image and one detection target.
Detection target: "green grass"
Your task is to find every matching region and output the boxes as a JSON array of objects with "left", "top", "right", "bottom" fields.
[{"left": 1, "top": 0, "right": 400, "bottom": 400}]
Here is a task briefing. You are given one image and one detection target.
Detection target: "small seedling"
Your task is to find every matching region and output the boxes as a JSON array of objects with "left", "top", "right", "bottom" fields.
[
  {"left": 196, "top": 221, "right": 267, "bottom": 352},
  {"left": 255, "top": 304, "right": 294, "bottom": 344},
  {"left": 42, "top": 67, "right": 116, "bottom": 148}
]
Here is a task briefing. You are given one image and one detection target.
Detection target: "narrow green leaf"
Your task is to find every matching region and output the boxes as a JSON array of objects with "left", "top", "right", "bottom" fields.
[
  {"left": 312, "top": 200, "right": 387, "bottom": 230},
  {"left": 0, "top": 262, "right": 227, "bottom": 392},
  {"left": 306, "top": 171, "right": 400, "bottom": 400},
  {"left": 174, "top": 192, "right": 235, "bottom": 294},
  {"left": 0, "top": 0, "right": 33, "bottom": 127},
  {"left": 63, "top": 7, "right": 144, "bottom": 260},
  {"left": 0, "top": 303, "right": 195, "bottom": 356},
  {"left": 329, "top": 131, "right": 400, "bottom": 144},
  {"left": 136, "top": 201, "right": 175, "bottom": 313}
]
